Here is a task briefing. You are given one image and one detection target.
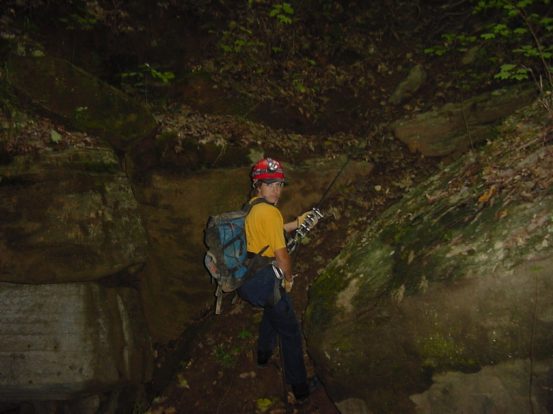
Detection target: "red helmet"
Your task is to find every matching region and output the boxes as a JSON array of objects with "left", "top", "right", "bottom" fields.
[{"left": 251, "top": 158, "right": 285, "bottom": 182}]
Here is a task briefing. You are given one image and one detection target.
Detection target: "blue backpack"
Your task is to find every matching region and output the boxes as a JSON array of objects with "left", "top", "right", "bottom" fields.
[{"left": 204, "top": 198, "right": 268, "bottom": 314}]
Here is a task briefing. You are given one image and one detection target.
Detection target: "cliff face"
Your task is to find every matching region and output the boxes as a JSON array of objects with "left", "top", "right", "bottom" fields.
[{"left": 0, "top": 54, "right": 154, "bottom": 412}]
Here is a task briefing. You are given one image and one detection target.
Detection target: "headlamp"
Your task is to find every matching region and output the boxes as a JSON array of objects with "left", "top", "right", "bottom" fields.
[{"left": 267, "top": 158, "right": 279, "bottom": 172}]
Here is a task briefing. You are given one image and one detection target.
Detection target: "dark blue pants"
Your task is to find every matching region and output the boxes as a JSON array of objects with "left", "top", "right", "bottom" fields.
[{"left": 238, "top": 265, "right": 307, "bottom": 386}]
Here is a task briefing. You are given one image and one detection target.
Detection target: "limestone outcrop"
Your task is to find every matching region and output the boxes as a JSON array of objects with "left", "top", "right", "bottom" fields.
[
  {"left": 305, "top": 103, "right": 553, "bottom": 413},
  {"left": 389, "top": 64, "right": 427, "bottom": 105},
  {"left": 0, "top": 146, "right": 148, "bottom": 283},
  {"left": 0, "top": 282, "right": 153, "bottom": 400},
  {"left": 0, "top": 142, "right": 152, "bottom": 411},
  {"left": 391, "top": 84, "right": 536, "bottom": 156}
]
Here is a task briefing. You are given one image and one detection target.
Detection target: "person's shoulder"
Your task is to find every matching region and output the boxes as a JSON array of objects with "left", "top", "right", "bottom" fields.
[
  {"left": 251, "top": 200, "right": 278, "bottom": 211},
  {"left": 250, "top": 199, "right": 281, "bottom": 215}
]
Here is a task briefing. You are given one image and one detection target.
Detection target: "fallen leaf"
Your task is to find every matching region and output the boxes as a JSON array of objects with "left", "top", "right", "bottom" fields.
[
  {"left": 256, "top": 398, "right": 273, "bottom": 413},
  {"left": 50, "top": 129, "right": 62, "bottom": 143},
  {"left": 391, "top": 284, "right": 405, "bottom": 304},
  {"left": 177, "top": 374, "right": 190, "bottom": 389},
  {"left": 520, "top": 190, "right": 533, "bottom": 201},
  {"left": 496, "top": 209, "right": 508, "bottom": 219},
  {"left": 478, "top": 185, "right": 497, "bottom": 204},
  {"left": 425, "top": 191, "right": 443, "bottom": 204}
]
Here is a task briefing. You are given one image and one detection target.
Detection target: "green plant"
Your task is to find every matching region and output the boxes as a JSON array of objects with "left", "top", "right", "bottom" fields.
[
  {"left": 269, "top": 3, "right": 294, "bottom": 25},
  {"left": 495, "top": 63, "right": 531, "bottom": 80},
  {"left": 59, "top": 13, "right": 97, "bottom": 31},
  {"left": 50, "top": 129, "right": 62, "bottom": 144},
  {"left": 214, "top": 345, "right": 239, "bottom": 368},
  {"left": 219, "top": 23, "right": 265, "bottom": 54},
  {"left": 479, "top": 0, "right": 553, "bottom": 112},
  {"left": 237, "top": 329, "right": 253, "bottom": 340},
  {"left": 218, "top": 1, "right": 298, "bottom": 64},
  {"left": 120, "top": 63, "right": 174, "bottom": 99},
  {"left": 425, "top": 0, "right": 553, "bottom": 112}
]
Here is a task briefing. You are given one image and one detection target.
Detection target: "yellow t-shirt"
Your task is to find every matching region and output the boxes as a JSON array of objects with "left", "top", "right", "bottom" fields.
[{"left": 245, "top": 198, "right": 285, "bottom": 257}]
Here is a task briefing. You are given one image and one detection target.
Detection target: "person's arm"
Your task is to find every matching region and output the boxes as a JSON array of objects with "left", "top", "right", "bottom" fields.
[
  {"left": 274, "top": 246, "right": 292, "bottom": 281},
  {"left": 283, "top": 220, "right": 298, "bottom": 233},
  {"left": 283, "top": 210, "right": 319, "bottom": 233}
]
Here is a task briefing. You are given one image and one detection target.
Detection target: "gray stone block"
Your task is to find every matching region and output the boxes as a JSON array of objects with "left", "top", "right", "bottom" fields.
[{"left": 0, "top": 282, "right": 153, "bottom": 400}]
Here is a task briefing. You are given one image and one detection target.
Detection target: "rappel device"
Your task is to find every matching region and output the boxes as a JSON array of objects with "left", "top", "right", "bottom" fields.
[
  {"left": 286, "top": 157, "right": 350, "bottom": 253},
  {"left": 286, "top": 207, "right": 324, "bottom": 252}
]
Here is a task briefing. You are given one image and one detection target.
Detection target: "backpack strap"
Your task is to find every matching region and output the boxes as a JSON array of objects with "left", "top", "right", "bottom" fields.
[
  {"left": 235, "top": 197, "right": 281, "bottom": 303},
  {"left": 243, "top": 196, "right": 271, "bottom": 258},
  {"left": 215, "top": 284, "right": 223, "bottom": 315},
  {"left": 242, "top": 196, "right": 271, "bottom": 212}
]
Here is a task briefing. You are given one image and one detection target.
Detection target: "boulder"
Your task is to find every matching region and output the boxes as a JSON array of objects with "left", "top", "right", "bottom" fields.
[
  {"left": 0, "top": 282, "right": 153, "bottom": 400},
  {"left": 135, "top": 157, "right": 372, "bottom": 342},
  {"left": 136, "top": 167, "right": 250, "bottom": 343},
  {"left": 391, "top": 84, "right": 536, "bottom": 156},
  {"left": 0, "top": 146, "right": 148, "bottom": 283},
  {"left": 5, "top": 54, "right": 157, "bottom": 151},
  {"left": 410, "top": 359, "right": 552, "bottom": 414},
  {"left": 305, "top": 109, "right": 553, "bottom": 412},
  {"left": 389, "top": 64, "right": 427, "bottom": 105}
]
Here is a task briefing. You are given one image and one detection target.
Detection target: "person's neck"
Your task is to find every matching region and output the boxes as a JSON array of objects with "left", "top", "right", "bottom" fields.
[{"left": 256, "top": 195, "right": 276, "bottom": 206}]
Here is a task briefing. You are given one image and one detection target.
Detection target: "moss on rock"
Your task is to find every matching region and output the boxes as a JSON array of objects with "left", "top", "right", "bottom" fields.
[
  {"left": 305, "top": 103, "right": 553, "bottom": 412},
  {"left": 5, "top": 54, "right": 157, "bottom": 151}
]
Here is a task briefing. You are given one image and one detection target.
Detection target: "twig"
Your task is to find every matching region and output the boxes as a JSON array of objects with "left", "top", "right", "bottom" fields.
[
  {"left": 440, "top": 0, "right": 471, "bottom": 10},
  {"left": 517, "top": 5, "right": 553, "bottom": 88}
]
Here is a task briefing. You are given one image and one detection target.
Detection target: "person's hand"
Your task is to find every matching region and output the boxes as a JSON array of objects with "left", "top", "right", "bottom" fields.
[
  {"left": 297, "top": 210, "right": 319, "bottom": 228},
  {"left": 283, "top": 278, "right": 293, "bottom": 293},
  {"left": 282, "top": 274, "right": 298, "bottom": 293}
]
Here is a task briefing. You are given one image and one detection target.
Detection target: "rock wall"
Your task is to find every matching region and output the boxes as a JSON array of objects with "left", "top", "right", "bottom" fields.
[
  {"left": 305, "top": 103, "right": 553, "bottom": 413},
  {"left": 0, "top": 147, "right": 147, "bottom": 283},
  {"left": 1, "top": 54, "right": 156, "bottom": 410},
  {"left": 0, "top": 283, "right": 152, "bottom": 400},
  {"left": 391, "top": 84, "right": 536, "bottom": 156},
  {"left": 0, "top": 145, "right": 152, "bottom": 410},
  {"left": 135, "top": 157, "right": 372, "bottom": 342}
]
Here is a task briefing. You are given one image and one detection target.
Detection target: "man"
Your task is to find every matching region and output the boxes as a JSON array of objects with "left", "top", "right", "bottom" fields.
[{"left": 238, "top": 157, "right": 316, "bottom": 403}]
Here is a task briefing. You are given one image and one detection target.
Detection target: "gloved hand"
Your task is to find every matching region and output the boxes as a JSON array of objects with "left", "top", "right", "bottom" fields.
[
  {"left": 283, "top": 278, "right": 294, "bottom": 293},
  {"left": 297, "top": 210, "right": 319, "bottom": 229},
  {"left": 282, "top": 273, "right": 298, "bottom": 293}
]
